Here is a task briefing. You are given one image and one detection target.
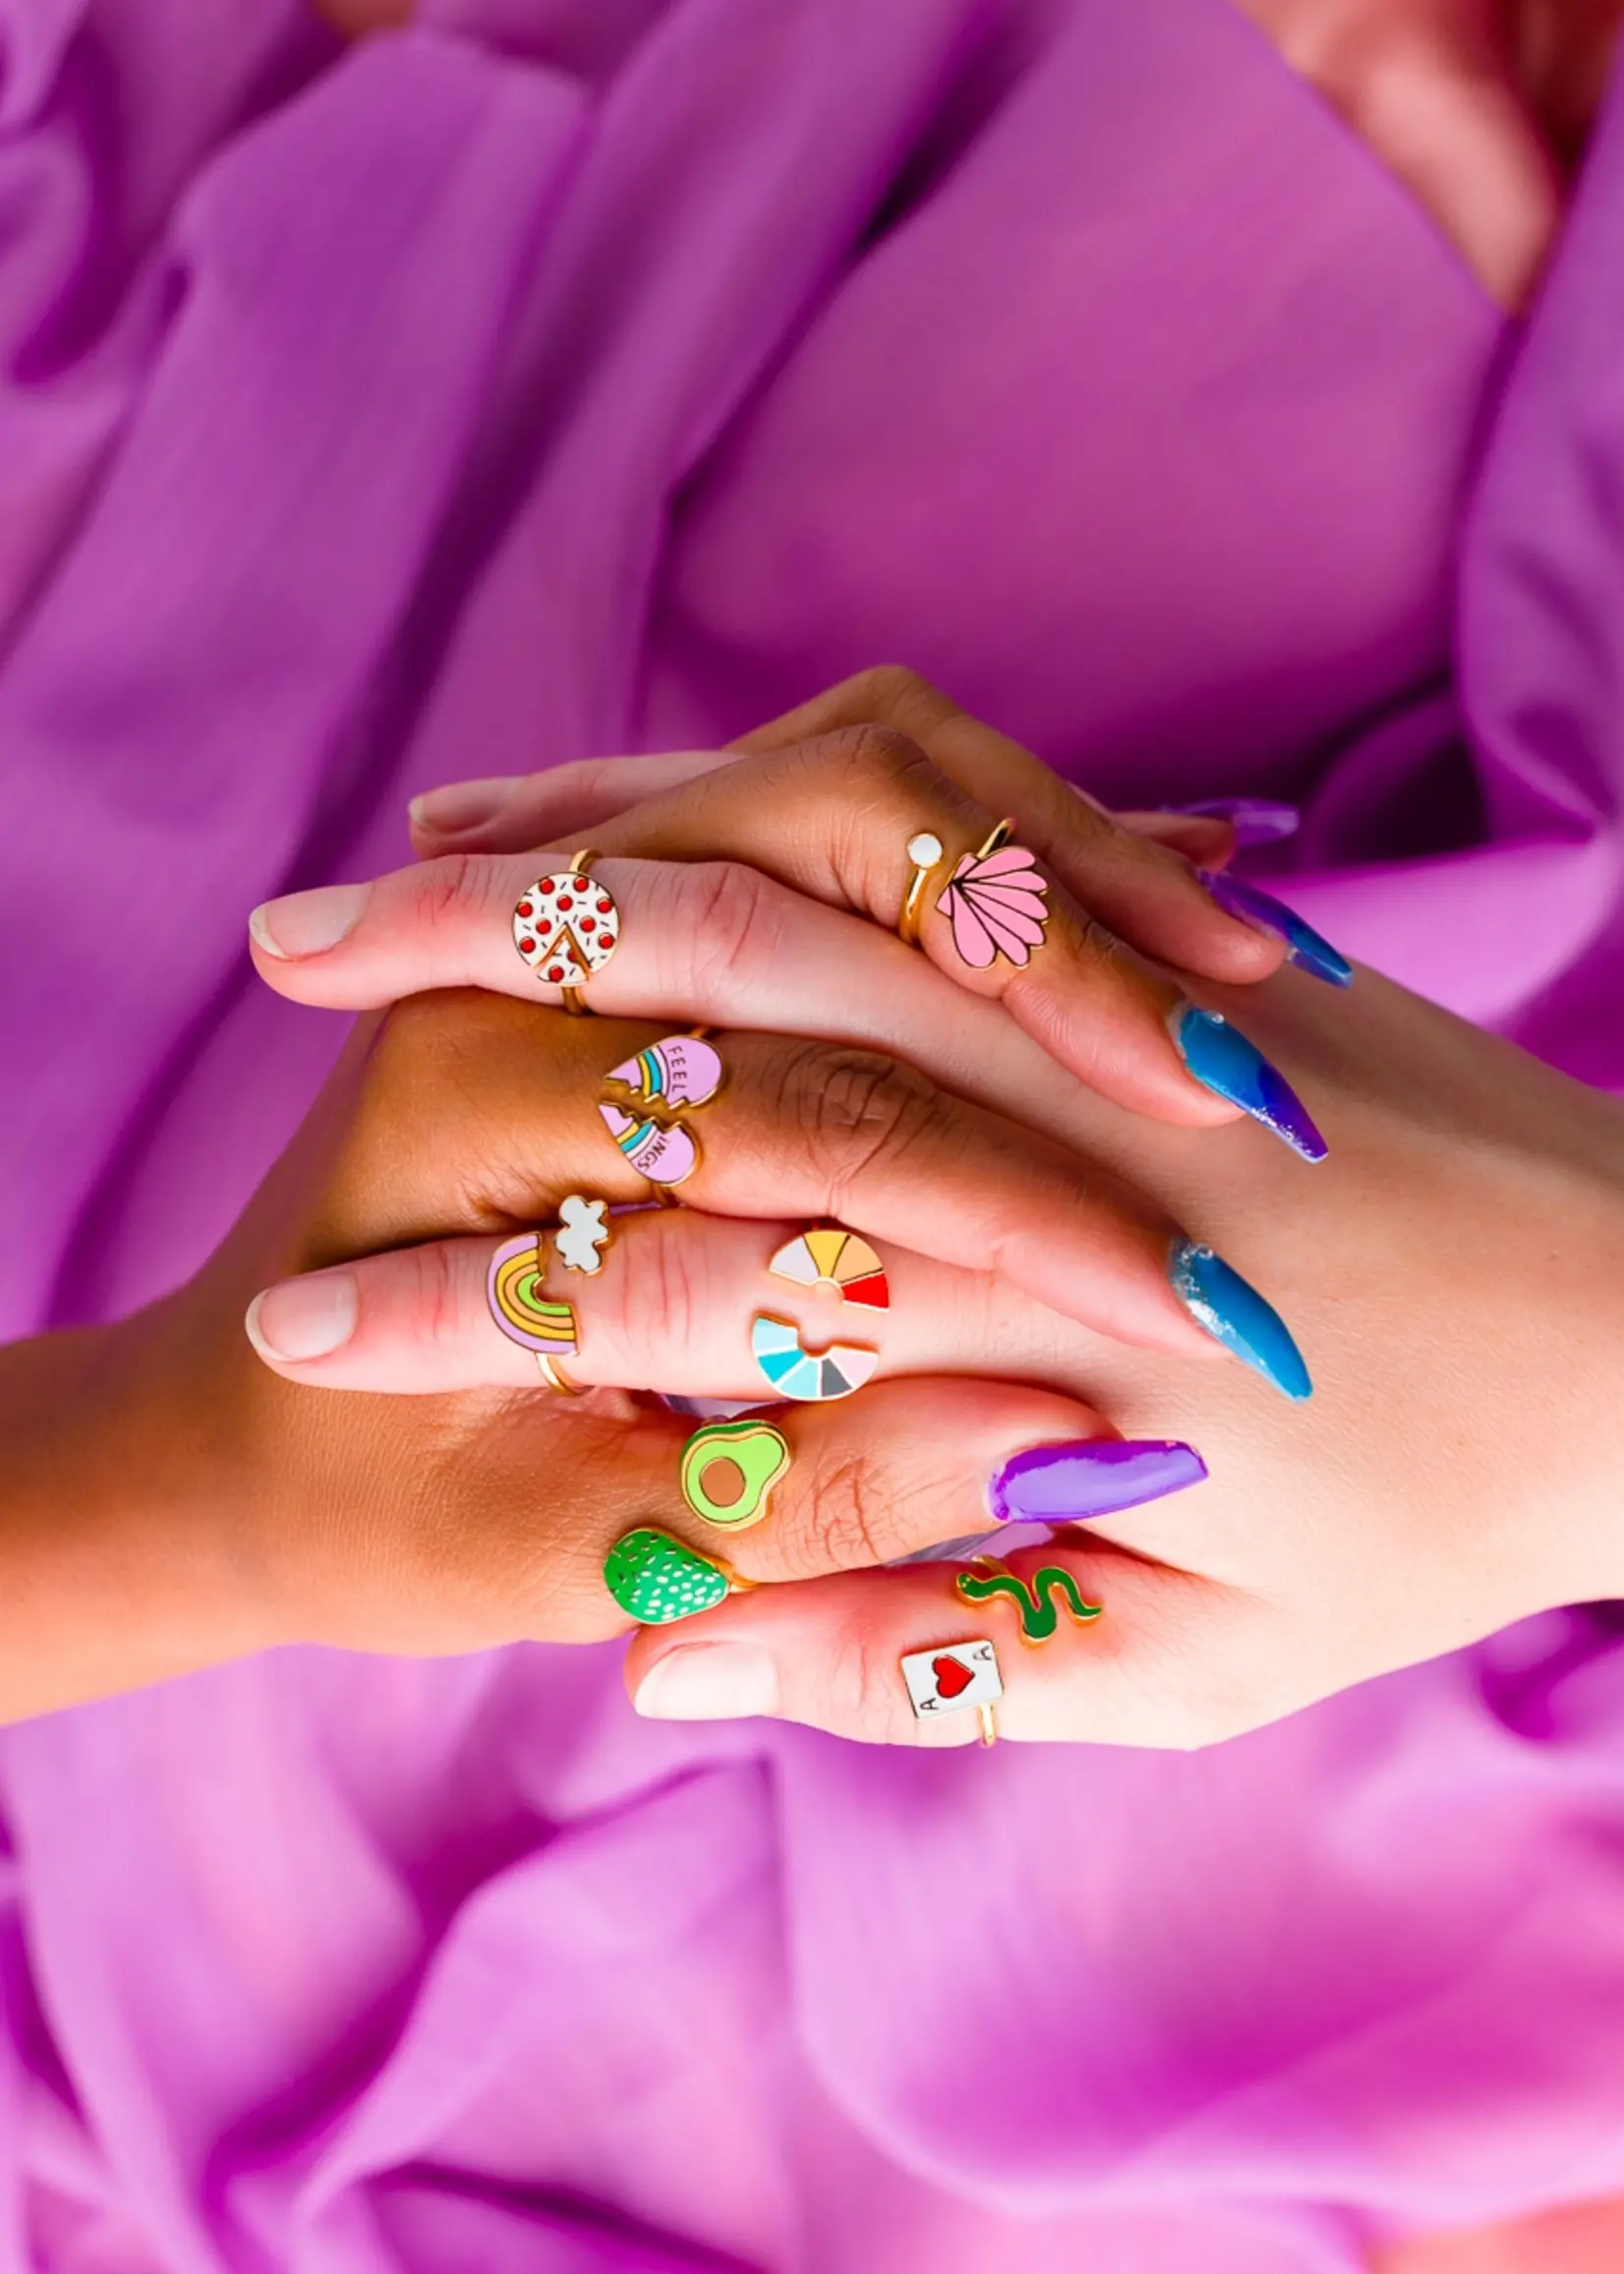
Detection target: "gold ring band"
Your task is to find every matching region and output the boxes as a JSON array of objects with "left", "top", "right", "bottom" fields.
[
  {"left": 562, "top": 848, "right": 602, "bottom": 1016},
  {"left": 899, "top": 820, "right": 1015, "bottom": 948},
  {"left": 535, "top": 1353, "right": 585, "bottom": 1394},
  {"left": 899, "top": 830, "right": 947, "bottom": 947},
  {"left": 977, "top": 1701, "right": 999, "bottom": 1747}
]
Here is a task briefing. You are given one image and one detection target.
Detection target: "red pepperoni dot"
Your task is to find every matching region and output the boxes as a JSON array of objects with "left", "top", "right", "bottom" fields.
[
  {"left": 581, "top": 916, "right": 596, "bottom": 932},
  {"left": 516, "top": 902, "right": 533, "bottom": 918},
  {"left": 548, "top": 966, "right": 564, "bottom": 982},
  {"left": 597, "top": 897, "right": 611, "bottom": 913}
]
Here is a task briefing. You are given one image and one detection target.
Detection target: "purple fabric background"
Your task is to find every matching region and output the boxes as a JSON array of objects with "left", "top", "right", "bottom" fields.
[{"left": 1, "top": 1, "right": 1622, "bottom": 2265}]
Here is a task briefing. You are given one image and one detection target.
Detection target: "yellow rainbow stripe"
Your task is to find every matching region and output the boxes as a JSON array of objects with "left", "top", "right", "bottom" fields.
[{"left": 490, "top": 1237, "right": 578, "bottom": 1354}]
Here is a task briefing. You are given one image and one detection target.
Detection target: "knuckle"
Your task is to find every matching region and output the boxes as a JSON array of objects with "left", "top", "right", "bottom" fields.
[
  {"left": 771, "top": 1043, "right": 946, "bottom": 1193},
  {"left": 847, "top": 663, "right": 950, "bottom": 729},
  {"left": 681, "top": 859, "right": 787, "bottom": 993},
  {"left": 412, "top": 848, "right": 500, "bottom": 937},
  {"left": 1073, "top": 910, "right": 1130, "bottom": 978},
  {"left": 781, "top": 1447, "right": 895, "bottom": 1577},
  {"left": 606, "top": 1219, "right": 702, "bottom": 1359},
  {"left": 816, "top": 721, "right": 935, "bottom": 803},
  {"left": 413, "top": 1238, "right": 471, "bottom": 1358}
]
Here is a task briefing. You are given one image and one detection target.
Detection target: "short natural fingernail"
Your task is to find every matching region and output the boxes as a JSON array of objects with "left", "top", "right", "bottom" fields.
[
  {"left": 1170, "top": 1003, "right": 1327, "bottom": 1162},
  {"left": 408, "top": 778, "right": 517, "bottom": 838},
  {"left": 245, "top": 1273, "right": 360, "bottom": 1363},
  {"left": 1197, "top": 869, "right": 1352, "bottom": 988},
  {"left": 1169, "top": 1239, "right": 1311, "bottom": 1400},
  {"left": 1167, "top": 797, "right": 1301, "bottom": 846},
  {"left": 249, "top": 883, "right": 372, "bottom": 960},
  {"left": 988, "top": 1437, "right": 1207, "bottom": 1523},
  {"left": 634, "top": 1643, "right": 780, "bottom": 1720}
]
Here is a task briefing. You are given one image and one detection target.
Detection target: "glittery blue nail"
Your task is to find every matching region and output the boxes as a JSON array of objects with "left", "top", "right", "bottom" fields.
[
  {"left": 1170, "top": 1004, "right": 1327, "bottom": 1162},
  {"left": 1169, "top": 1240, "right": 1312, "bottom": 1401},
  {"left": 1198, "top": 869, "right": 1353, "bottom": 989}
]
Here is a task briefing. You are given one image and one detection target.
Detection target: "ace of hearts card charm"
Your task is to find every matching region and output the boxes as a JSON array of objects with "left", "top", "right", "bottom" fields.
[{"left": 900, "top": 1639, "right": 1003, "bottom": 1720}]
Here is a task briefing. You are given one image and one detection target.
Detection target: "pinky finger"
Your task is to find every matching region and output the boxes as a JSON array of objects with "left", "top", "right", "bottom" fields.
[
  {"left": 624, "top": 1538, "right": 1225, "bottom": 1749},
  {"left": 408, "top": 752, "right": 731, "bottom": 857}
]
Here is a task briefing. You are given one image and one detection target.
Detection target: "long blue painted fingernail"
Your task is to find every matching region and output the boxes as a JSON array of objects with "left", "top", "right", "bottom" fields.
[
  {"left": 1167, "top": 797, "right": 1301, "bottom": 846},
  {"left": 1169, "top": 1239, "right": 1312, "bottom": 1400},
  {"left": 988, "top": 1438, "right": 1207, "bottom": 1524},
  {"left": 1171, "top": 1004, "right": 1327, "bottom": 1162},
  {"left": 1197, "top": 869, "right": 1352, "bottom": 988}
]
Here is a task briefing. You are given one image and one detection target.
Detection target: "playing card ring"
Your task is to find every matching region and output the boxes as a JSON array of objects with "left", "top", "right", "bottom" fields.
[
  {"left": 511, "top": 849, "right": 620, "bottom": 1015},
  {"left": 899, "top": 1637, "right": 1004, "bottom": 1745}
]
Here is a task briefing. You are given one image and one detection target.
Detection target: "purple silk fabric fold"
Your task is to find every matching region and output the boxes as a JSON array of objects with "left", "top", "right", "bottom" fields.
[{"left": 1, "top": 2, "right": 1622, "bottom": 2268}]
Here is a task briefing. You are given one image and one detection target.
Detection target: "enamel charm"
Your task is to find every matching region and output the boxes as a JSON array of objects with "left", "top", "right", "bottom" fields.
[
  {"left": 899, "top": 1639, "right": 1003, "bottom": 1742},
  {"left": 768, "top": 1227, "right": 890, "bottom": 1311},
  {"left": 680, "top": 1419, "right": 790, "bottom": 1531},
  {"left": 604, "top": 1527, "right": 732, "bottom": 1624},
  {"left": 937, "top": 822, "right": 1050, "bottom": 970},
  {"left": 750, "top": 1313, "right": 878, "bottom": 1401},
  {"left": 513, "top": 868, "right": 621, "bottom": 989},
  {"left": 955, "top": 1558, "right": 1102, "bottom": 1644},
  {"left": 554, "top": 1195, "right": 612, "bottom": 1274}
]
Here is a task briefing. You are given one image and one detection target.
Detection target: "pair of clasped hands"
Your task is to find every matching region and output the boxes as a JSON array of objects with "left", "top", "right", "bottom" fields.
[{"left": 195, "top": 668, "right": 1624, "bottom": 1747}]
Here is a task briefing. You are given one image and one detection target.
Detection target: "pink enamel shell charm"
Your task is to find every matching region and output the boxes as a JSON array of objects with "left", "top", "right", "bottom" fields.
[{"left": 936, "top": 843, "right": 1050, "bottom": 969}]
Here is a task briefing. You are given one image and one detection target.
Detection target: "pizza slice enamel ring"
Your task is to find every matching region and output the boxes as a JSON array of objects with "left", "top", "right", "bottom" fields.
[{"left": 512, "top": 850, "right": 621, "bottom": 1013}]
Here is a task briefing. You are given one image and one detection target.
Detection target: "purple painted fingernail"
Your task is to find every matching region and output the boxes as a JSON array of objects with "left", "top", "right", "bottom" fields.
[
  {"left": 1167, "top": 798, "right": 1301, "bottom": 846},
  {"left": 988, "top": 1438, "right": 1207, "bottom": 1525},
  {"left": 1198, "top": 868, "right": 1353, "bottom": 988}
]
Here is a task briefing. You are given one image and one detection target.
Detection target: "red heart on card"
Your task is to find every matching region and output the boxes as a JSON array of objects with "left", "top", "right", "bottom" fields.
[{"left": 931, "top": 1655, "right": 973, "bottom": 1700}]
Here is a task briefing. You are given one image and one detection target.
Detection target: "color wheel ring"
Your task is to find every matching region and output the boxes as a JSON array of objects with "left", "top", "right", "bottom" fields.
[
  {"left": 767, "top": 1228, "right": 891, "bottom": 1311},
  {"left": 750, "top": 1314, "right": 878, "bottom": 1403}
]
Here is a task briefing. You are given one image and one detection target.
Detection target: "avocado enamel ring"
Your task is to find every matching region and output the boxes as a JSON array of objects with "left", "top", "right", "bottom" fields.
[{"left": 512, "top": 849, "right": 621, "bottom": 1014}]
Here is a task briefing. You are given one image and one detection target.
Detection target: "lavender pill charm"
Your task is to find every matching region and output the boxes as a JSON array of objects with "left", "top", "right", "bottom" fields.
[{"left": 989, "top": 1438, "right": 1206, "bottom": 1525}]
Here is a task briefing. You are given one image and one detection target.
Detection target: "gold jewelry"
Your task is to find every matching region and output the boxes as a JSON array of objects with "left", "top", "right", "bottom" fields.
[
  {"left": 561, "top": 849, "right": 604, "bottom": 1015},
  {"left": 553, "top": 1195, "right": 614, "bottom": 1274},
  {"left": 899, "top": 820, "right": 1017, "bottom": 950},
  {"left": 597, "top": 1032, "right": 725, "bottom": 1199},
  {"left": 511, "top": 849, "right": 620, "bottom": 1014},
  {"left": 934, "top": 818, "right": 1051, "bottom": 972},
  {"left": 899, "top": 830, "right": 949, "bottom": 946},
  {"left": 535, "top": 1352, "right": 584, "bottom": 1394},
  {"left": 978, "top": 1701, "right": 999, "bottom": 1746}
]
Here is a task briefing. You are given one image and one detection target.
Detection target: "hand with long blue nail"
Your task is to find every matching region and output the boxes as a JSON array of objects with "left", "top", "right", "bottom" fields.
[{"left": 618, "top": 936, "right": 1624, "bottom": 1755}]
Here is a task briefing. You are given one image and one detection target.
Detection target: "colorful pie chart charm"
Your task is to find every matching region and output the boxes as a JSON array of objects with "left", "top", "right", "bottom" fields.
[
  {"left": 750, "top": 1314, "right": 878, "bottom": 1402},
  {"left": 768, "top": 1227, "right": 891, "bottom": 1311},
  {"left": 512, "top": 864, "right": 621, "bottom": 993}
]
